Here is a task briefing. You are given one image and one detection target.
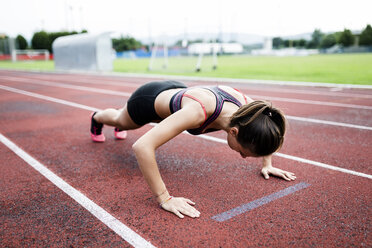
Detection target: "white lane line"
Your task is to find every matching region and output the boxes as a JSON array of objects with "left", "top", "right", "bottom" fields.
[
  {"left": 1, "top": 78, "right": 372, "bottom": 131},
  {"left": 2, "top": 68, "right": 372, "bottom": 89},
  {"left": 286, "top": 115, "right": 372, "bottom": 131},
  {"left": 20, "top": 75, "right": 142, "bottom": 88},
  {"left": 275, "top": 153, "right": 372, "bottom": 179},
  {"left": 211, "top": 182, "right": 311, "bottom": 222},
  {"left": 1, "top": 84, "right": 372, "bottom": 180},
  {"left": 1, "top": 83, "right": 371, "bottom": 131},
  {"left": 0, "top": 76, "right": 131, "bottom": 97},
  {"left": 2, "top": 75, "right": 372, "bottom": 110},
  {"left": 244, "top": 87, "right": 372, "bottom": 99},
  {"left": 102, "top": 71, "right": 372, "bottom": 89},
  {"left": 0, "top": 133, "right": 156, "bottom": 248},
  {"left": 249, "top": 94, "right": 372, "bottom": 110},
  {"left": 0, "top": 85, "right": 100, "bottom": 112},
  {"left": 13, "top": 73, "right": 372, "bottom": 99},
  {"left": 0, "top": 74, "right": 141, "bottom": 87},
  {"left": 198, "top": 134, "right": 372, "bottom": 180}
]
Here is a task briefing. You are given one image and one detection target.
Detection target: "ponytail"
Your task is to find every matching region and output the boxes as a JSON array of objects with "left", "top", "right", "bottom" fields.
[{"left": 229, "top": 100, "right": 286, "bottom": 156}]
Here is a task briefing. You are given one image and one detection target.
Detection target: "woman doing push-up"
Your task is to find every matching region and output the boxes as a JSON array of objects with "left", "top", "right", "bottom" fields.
[{"left": 90, "top": 80, "right": 296, "bottom": 219}]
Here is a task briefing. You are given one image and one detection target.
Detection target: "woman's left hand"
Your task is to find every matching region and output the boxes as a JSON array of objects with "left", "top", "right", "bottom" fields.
[{"left": 261, "top": 166, "right": 296, "bottom": 181}]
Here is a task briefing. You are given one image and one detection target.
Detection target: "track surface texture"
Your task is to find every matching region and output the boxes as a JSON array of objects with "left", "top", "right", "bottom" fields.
[{"left": 0, "top": 70, "right": 371, "bottom": 247}]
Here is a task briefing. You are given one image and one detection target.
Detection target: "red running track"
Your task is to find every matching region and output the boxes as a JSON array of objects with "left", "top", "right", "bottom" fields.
[{"left": 0, "top": 70, "right": 371, "bottom": 247}]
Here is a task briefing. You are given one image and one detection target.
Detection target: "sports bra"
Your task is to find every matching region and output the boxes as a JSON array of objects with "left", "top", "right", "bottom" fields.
[{"left": 169, "top": 86, "right": 248, "bottom": 135}]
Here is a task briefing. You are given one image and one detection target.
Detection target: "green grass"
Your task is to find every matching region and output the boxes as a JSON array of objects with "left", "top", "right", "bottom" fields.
[
  {"left": 1, "top": 53, "right": 372, "bottom": 85},
  {"left": 0, "top": 60, "right": 55, "bottom": 71},
  {"left": 114, "top": 54, "right": 372, "bottom": 85}
]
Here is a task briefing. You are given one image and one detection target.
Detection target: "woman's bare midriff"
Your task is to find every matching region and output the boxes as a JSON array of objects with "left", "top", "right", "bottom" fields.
[{"left": 154, "top": 88, "right": 184, "bottom": 119}]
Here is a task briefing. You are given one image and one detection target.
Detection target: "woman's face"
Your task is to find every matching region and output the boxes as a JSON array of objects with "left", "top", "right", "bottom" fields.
[{"left": 227, "top": 127, "right": 257, "bottom": 158}]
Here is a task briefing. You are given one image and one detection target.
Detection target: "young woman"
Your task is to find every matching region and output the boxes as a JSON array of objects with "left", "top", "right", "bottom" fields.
[{"left": 90, "top": 80, "right": 296, "bottom": 219}]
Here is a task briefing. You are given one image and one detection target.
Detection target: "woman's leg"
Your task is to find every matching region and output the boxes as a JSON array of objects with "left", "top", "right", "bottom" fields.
[{"left": 93, "top": 104, "right": 141, "bottom": 130}]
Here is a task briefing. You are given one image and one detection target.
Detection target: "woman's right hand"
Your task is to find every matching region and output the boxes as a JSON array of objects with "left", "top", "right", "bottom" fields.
[{"left": 160, "top": 197, "right": 201, "bottom": 218}]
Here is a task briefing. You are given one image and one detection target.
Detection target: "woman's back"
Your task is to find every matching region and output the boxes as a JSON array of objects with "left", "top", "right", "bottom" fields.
[{"left": 155, "top": 85, "right": 252, "bottom": 128}]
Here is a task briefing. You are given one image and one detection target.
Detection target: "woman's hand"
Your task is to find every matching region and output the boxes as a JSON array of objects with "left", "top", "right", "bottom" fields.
[
  {"left": 261, "top": 166, "right": 296, "bottom": 181},
  {"left": 160, "top": 197, "right": 201, "bottom": 219}
]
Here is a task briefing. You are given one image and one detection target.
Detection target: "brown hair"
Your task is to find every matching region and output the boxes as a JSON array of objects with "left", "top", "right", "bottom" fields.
[{"left": 229, "top": 100, "right": 286, "bottom": 156}]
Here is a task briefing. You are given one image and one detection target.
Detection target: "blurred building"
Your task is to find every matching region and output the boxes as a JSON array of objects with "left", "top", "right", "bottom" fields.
[
  {"left": 252, "top": 37, "right": 318, "bottom": 56},
  {"left": 187, "top": 43, "right": 243, "bottom": 55}
]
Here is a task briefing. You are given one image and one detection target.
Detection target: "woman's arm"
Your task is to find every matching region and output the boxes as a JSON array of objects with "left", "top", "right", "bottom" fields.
[
  {"left": 132, "top": 103, "right": 204, "bottom": 218},
  {"left": 260, "top": 155, "right": 296, "bottom": 181}
]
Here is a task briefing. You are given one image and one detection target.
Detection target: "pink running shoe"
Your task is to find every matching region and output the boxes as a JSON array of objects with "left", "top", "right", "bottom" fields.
[
  {"left": 114, "top": 128, "right": 127, "bottom": 140},
  {"left": 90, "top": 112, "right": 105, "bottom": 142}
]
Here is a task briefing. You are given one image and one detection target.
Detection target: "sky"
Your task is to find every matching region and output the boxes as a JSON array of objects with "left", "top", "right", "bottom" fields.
[{"left": 1, "top": 0, "right": 371, "bottom": 42}]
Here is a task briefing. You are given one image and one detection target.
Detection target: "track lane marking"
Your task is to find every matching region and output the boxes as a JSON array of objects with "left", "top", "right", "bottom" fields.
[
  {"left": 5, "top": 74, "right": 142, "bottom": 88},
  {"left": 249, "top": 94, "right": 372, "bottom": 110},
  {"left": 1, "top": 84, "right": 371, "bottom": 180},
  {"left": 239, "top": 87, "right": 372, "bottom": 99},
  {"left": 274, "top": 153, "right": 372, "bottom": 179},
  {"left": 1, "top": 80, "right": 372, "bottom": 131},
  {"left": 2, "top": 68, "right": 372, "bottom": 89},
  {"left": 0, "top": 133, "right": 156, "bottom": 248},
  {"left": 0, "top": 84, "right": 100, "bottom": 112},
  {"left": 1, "top": 75, "right": 371, "bottom": 110},
  {"left": 199, "top": 134, "right": 372, "bottom": 180},
  {"left": 110, "top": 72, "right": 372, "bottom": 89},
  {"left": 285, "top": 115, "right": 372, "bottom": 131},
  {"left": 5, "top": 73, "right": 372, "bottom": 99},
  {"left": 211, "top": 182, "right": 311, "bottom": 222},
  {"left": 0, "top": 76, "right": 133, "bottom": 96}
]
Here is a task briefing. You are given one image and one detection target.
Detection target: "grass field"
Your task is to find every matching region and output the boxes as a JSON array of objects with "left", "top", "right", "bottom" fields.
[{"left": 1, "top": 53, "right": 371, "bottom": 85}]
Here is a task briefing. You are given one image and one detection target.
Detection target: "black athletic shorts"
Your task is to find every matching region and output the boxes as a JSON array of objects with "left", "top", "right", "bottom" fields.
[{"left": 127, "top": 81, "right": 187, "bottom": 126}]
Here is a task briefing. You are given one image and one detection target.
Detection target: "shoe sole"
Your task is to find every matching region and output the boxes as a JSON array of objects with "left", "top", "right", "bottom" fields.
[{"left": 114, "top": 130, "right": 128, "bottom": 140}]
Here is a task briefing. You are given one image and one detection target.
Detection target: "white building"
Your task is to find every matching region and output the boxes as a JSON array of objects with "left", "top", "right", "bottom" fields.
[{"left": 188, "top": 43, "right": 243, "bottom": 55}]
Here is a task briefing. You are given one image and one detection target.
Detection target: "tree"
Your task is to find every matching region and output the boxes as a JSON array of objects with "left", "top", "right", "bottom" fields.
[
  {"left": 360, "top": 24, "right": 372, "bottom": 46},
  {"left": 48, "top": 31, "right": 72, "bottom": 52},
  {"left": 320, "top": 34, "right": 337, "bottom": 49},
  {"left": 283, "top": 39, "right": 291, "bottom": 47},
  {"left": 0, "top": 35, "right": 9, "bottom": 54},
  {"left": 174, "top": 40, "right": 183, "bottom": 46},
  {"left": 30, "top": 30, "right": 88, "bottom": 53},
  {"left": 31, "top": 31, "right": 49, "bottom": 50},
  {"left": 338, "top": 29, "right": 354, "bottom": 47},
  {"left": 188, "top": 39, "right": 203, "bottom": 44},
  {"left": 296, "top": 39, "right": 307, "bottom": 48},
  {"left": 307, "top": 29, "right": 324, "bottom": 48},
  {"left": 16, "top": 35, "right": 28, "bottom": 49},
  {"left": 272, "top": 37, "right": 283, "bottom": 49}
]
